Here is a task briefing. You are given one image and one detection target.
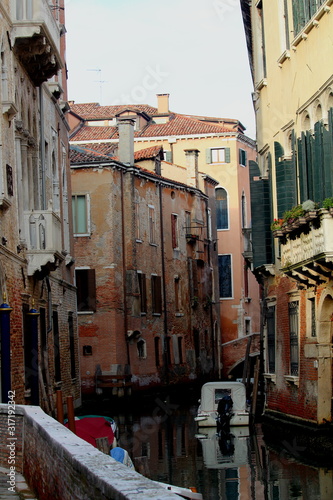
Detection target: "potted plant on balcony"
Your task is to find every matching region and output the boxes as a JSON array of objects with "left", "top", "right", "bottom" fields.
[
  {"left": 270, "top": 218, "right": 284, "bottom": 237},
  {"left": 322, "top": 197, "right": 333, "bottom": 215},
  {"left": 302, "top": 199, "right": 318, "bottom": 221}
]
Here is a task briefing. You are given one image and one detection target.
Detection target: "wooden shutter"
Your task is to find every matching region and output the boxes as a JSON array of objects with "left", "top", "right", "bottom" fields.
[
  {"left": 205, "top": 148, "right": 212, "bottom": 163},
  {"left": 152, "top": 275, "right": 162, "bottom": 314},
  {"left": 275, "top": 141, "right": 297, "bottom": 218},
  {"left": 225, "top": 148, "right": 230, "bottom": 163},
  {"left": 249, "top": 160, "right": 273, "bottom": 267}
]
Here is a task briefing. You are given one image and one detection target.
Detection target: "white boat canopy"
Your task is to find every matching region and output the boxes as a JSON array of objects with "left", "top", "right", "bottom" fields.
[{"left": 200, "top": 382, "right": 247, "bottom": 413}]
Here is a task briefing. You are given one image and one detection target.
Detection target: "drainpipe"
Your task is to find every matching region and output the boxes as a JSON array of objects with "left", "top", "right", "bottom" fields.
[
  {"left": 39, "top": 87, "right": 46, "bottom": 210},
  {"left": 159, "top": 183, "right": 169, "bottom": 385}
]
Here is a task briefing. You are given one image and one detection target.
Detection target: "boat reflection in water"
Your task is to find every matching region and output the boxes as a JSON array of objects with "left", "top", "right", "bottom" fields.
[
  {"left": 112, "top": 399, "right": 333, "bottom": 500},
  {"left": 195, "top": 426, "right": 250, "bottom": 469}
]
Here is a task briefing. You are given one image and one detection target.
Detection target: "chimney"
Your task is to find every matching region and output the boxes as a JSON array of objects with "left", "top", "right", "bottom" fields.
[
  {"left": 157, "top": 93, "right": 169, "bottom": 114},
  {"left": 118, "top": 118, "right": 135, "bottom": 166},
  {"left": 184, "top": 149, "right": 200, "bottom": 188}
]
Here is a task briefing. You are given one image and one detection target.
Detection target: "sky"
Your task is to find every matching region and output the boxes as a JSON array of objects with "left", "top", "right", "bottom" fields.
[{"left": 64, "top": 0, "right": 256, "bottom": 139}]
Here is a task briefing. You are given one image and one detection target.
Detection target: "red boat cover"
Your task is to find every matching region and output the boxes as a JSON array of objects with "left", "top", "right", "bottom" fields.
[{"left": 65, "top": 417, "right": 115, "bottom": 448}]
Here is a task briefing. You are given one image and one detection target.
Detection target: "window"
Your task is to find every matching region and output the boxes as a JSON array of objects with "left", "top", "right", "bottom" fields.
[
  {"left": 76, "top": 269, "right": 96, "bottom": 312},
  {"left": 135, "top": 202, "right": 141, "bottom": 240},
  {"left": 53, "top": 310, "right": 61, "bottom": 383},
  {"left": 289, "top": 301, "right": 299, "bottom": 376},
  {"left": 171, "top": 213, "right": 178, "bottom": 248},
  {"left": 218, "top": 254, "right": 232, "bottom": 298},
  {"left": 174, "top": 276, "right": 181, "bottom": 313},
  {"left": 309, "top": 297, "right": 316, "bottom": 337},
  {"left": 138, "top": 272, "right": 147, "bottom": 314},
  {"left": 72, "top": 194, "right": 89, "bottom": 235},
  {"left": 83, "top": 345, "right": 92, "bottom": 356},
  {"left": 68, "top": 312, "right": 76, "bottom": 379},
  {"left": 185, "top": 210, "right": 191, "bottom": 233},
  {"left": 151, "top": 275, "right": 162, "bottom": 314},
  {"left": 241, "top": 192, "right": 247, "bottom": 228},
  {"left": 239, "top": 148, "right": 247, "bottom": 167},
  {"left": 166, "top": 336, "right": 172, "bottom": 365},
  {"left": 154, "top": 337, "right": 160, "bottom": 367},
  {"left": 206, "top": 147, "right": 230, "bottom": 164},
  {"left": 292, "top": 0, "right": 326, "bottom": 36},
  {"left": 266, "top": 306, "right": 276, "bottom": 373},
  {"left": 256, "top": 0, "right": 267, "bottom": 80},
  {"left": 216, "top": 187, "right": 228, "bottom": 230},
  {"left": 148, "top": 205, "right": 156, "bottom": 244},
  {"left": 137, "top": 339, "right": 146, "bottom": 359},
  {"left": 177, "top": 337, "right": 183, "bottom": 364}
]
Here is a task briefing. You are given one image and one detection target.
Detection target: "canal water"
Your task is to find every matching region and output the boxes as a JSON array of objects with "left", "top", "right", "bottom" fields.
[{"left": 81, "top": 390, "right": 333, "bottom": 500}]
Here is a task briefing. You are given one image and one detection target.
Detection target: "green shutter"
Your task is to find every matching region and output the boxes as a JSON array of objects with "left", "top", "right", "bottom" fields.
[
  {"left": 298, "top": 135, "right": 307, "bottom": 202},
  {"left": 225, "top": 148, "right": 230, "bottom": 163},
  {"left": 313, "top": 121, "right": 324, "bottom": 203},
  {"left": 249, "top": 160, "right": 273, "bottom": 267},
  {"left": 323, "top": 108, "right": 333, "bottom": 198},
  {"left": 206, "top": 148, "right": 212, "bottom": 163},
  {"left": 275, "top": 141, "right": 297, "bottom": 218}
]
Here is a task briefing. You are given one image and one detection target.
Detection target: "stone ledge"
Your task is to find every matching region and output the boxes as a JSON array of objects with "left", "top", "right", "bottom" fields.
[{"left": 1, "top": 404, "right": 179, "bottom": 499}]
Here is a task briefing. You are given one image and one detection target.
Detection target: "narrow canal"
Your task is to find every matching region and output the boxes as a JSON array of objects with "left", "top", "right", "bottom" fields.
[{"left": 80, "top": 389, "right": 333, "bottom": 500}]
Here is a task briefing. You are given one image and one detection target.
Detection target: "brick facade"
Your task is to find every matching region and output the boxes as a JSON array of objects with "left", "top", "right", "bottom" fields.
[
  {"left": 0, "top": 1, "right": 80, "bottom": 411},
  {"left": 71, "top": 138, "right": 220, "bottom": 394}
]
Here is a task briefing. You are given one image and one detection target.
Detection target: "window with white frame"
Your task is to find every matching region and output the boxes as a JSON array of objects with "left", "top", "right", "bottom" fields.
[
  {"left": 135, "top": 201, "right": 141, "bottom": 241},
  {"left": 171, "top": 213, "right": 179, "bottom": 248},
  {"left": 289, "top": 301, "right": 299, "bottom": 376},
  {"left": 266, "top": 306, "right": 276, "bottom": 373},
  {"left": 218, "top": 254, "right": 232, "bottom": 299},
  {"left": 216, "top": 187, "right": 229, "bottom": 230},
  {"left": 148, "top": 205, "right": 156, "bottom": 244},
  {"left": 239, "top": 148, "right": 247, "bottom": 167},
  {"left": 72, "top": 194, "right": 90, "bottom": 235},
  {"left": 206, "top": 147, "right": 230, "bottom": 164}
]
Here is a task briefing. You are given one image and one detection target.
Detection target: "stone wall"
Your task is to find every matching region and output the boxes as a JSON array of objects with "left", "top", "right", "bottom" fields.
[{"left": 0, "top": 404, "right": 178, "bottom": 499}]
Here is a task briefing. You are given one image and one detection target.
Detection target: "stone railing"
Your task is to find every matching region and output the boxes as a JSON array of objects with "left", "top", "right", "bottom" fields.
[
  {"left": 0, "top": 404, "right": 179, "bottom": 500},
  {"left": 11, "top": 0, "right": 60, "bottom": 50},
  {"left": 23, "top": 209, "right": 63, "bottom": 275},
  {"left": 280, "top": 210, "right": 333, "bottom": 269}
]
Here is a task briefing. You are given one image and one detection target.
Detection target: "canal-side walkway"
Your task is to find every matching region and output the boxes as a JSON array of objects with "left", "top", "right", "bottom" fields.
[{"left": 0, "top": 468, "right": 37, "bottom": 499}]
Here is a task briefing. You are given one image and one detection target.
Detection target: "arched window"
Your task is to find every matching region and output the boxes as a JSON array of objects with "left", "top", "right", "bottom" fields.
[{"left": 216, "top": 187, "right": 228, "bottom": 230}]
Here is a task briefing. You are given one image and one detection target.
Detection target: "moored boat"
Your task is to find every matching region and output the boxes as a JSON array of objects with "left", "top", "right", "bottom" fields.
[
  {"left": 195, "top": 381, "right": 249, "bottom": 427},
  {"left": 64, "top": 414, "right": 118, "bottom": 448}
]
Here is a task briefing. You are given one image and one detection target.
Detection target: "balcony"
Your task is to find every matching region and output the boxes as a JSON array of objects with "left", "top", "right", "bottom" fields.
[
  {"left": 10, "top": 0, "right": 62, "bottom": 86},
  {"left": 242, "top": 227, "right": 253, "bottom": 262},
  {"left": 24, "top": 209, "right": 64, "bottom": 276},
  {"left": 280, "top": 210, "right": 333, "bottom": 287}
]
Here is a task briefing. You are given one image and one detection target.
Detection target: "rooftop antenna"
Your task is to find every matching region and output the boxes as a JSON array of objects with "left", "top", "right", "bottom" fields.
[{"left": 87, "top": 69, "right": 107, "bottom": 104}]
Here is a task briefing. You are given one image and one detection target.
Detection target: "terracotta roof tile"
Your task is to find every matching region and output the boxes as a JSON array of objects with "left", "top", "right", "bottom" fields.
[
  {"left": 70, "top": 125, "right": 118, "bottom": 141},
  {"left": 70, "top": 143, "right": 116, "bottom": 163},
  {"left": 134, "top": 145, "right": 163, "bottom": 160},
  {"left": 70, "top": 102, "right": 158, "bottom": 120},
  {"left": 137, "top": 114, "right": 231, "bottom": 137}
]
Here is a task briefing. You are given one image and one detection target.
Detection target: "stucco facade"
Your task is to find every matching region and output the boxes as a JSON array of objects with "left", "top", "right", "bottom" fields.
[
  {"left": 69, "top": 97, "right": 261, "bottom": 382},
  {"left": 0, "top": 1, "right": 80, "bottom": 411},
  {"left": 241, "top": 0, "right": 333, "bottom": 426}
]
